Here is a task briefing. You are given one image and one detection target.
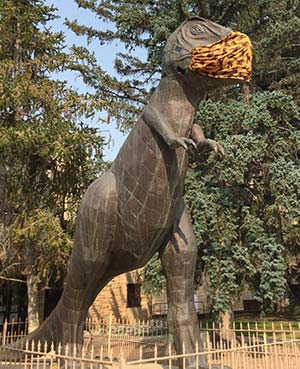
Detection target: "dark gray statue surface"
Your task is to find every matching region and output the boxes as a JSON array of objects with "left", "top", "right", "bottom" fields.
[{"left": 10, "top": 17, "right": 252, "bottom": 368}]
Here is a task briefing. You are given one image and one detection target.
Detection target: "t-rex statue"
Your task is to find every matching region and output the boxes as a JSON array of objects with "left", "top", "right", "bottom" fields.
[{"left": 9, "top": 17, "right": 252, "bottom": 369}]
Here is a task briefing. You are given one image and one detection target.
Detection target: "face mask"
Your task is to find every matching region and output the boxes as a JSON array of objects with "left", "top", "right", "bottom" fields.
[{"left": 189, "top": 31, "right": 253, "bottom": 83}]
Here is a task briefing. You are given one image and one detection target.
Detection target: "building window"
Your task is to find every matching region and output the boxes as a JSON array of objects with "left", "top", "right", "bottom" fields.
[{"left": 127, "top": 283, "right": 141, "bottom": 307}]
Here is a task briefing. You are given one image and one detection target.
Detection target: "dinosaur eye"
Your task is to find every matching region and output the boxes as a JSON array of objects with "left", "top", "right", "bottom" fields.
[{"left": 191, "top": 24, "right": 204, "bottom": 35}]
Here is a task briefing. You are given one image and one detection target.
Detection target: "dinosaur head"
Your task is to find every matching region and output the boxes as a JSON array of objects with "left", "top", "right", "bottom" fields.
[{"left": 163, "top": 17, "right": 252, "bottom": 91}]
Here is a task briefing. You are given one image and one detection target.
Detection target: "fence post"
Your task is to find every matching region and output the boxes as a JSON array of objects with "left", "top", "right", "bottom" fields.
[
  {"left": 24, "top": 340, "right": 29, "bottom": 369},
  {"left": 108, "top": 312, "right": 112, "bottom": 357},
  {"left": 119, "top": 349, "right": 126, "bottom": 369},
  {"left": 2, "top": 318, "right": 7, "bottom": 345},
  {"left": 49, "top": 342, "right": 55, "bottom": 369}
]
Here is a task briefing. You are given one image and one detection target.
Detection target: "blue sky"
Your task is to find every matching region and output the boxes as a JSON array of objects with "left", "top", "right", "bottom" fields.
[{"left": 44, "top": 0, "right": 129, "bottom": 161}]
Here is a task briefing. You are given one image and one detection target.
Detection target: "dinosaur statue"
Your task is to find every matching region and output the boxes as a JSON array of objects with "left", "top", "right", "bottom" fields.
[{"left": 9, "top": 16, "right": 252, "bottom": 369}]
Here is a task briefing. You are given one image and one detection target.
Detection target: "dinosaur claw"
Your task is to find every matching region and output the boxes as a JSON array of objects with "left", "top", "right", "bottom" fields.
[
  {"left": 185, "top": 138, "right": 197, "bottom": 151},
  {"left": 169, "top": 137, "right": 196, "bottom": 151},
  {"left": 206, "top": 139, "right": 225, "bottom": 159}
]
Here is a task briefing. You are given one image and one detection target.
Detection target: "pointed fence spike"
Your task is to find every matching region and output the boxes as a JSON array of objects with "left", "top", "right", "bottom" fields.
[
  {"left": 91, "top": 343, "right": 95, "bottom": 358},
  {"left": 139, "top": 344, "right": 143, "bottom": 360},
  {"left": 65, "top": 343, "right": 69, "bottom": 356},
  {"left": 100, "top": 344, "right": 103, "bottom": 360},
  {"left": 119, "top": 349, "right": 126, "bottom": 369},
  {"left": 73, "top": 344, "right": 77, "bottom": 358},
  {"left": 240, "top": 331, "right": 244, "bottom": 347}
]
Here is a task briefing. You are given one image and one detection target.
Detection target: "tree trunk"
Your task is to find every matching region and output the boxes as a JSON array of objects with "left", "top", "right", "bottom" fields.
[
  {"left": 26, "top": 274, "right": 45, "bottom": 333},
  {"left": 219, "top": 309, "right": 234, "bottom": 347}
]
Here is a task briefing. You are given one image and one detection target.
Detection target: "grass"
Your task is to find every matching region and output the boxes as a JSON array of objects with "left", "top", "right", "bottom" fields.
[{"left": 199, "top": 318, "right": 300, "bottom": 340}]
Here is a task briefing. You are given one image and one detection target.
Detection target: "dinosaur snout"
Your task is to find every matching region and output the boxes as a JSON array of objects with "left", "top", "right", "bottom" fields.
[
  {"left": 163, "top": 17, "right": 252, "bottom": 85},
  {"left": 189, "top": 31, "right": 253, "bottom": 83}
]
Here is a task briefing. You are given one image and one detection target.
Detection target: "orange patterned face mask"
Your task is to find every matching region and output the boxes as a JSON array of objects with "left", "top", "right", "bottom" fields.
[{"left": 189, "top": 31, "right": 252, "bottom": 83}]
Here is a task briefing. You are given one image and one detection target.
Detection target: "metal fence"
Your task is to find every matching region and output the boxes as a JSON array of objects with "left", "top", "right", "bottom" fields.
[
  {"left": 1, "top": 317, "right": 300, "bottom": 368},
  {"left": 199, "top": 320, "right": 300, "bottom": 349},
  {"left": 0, "top": 318, "right": 28, "bottom": 345},
  {"left": 84, "top": 315, "right": 168, "bottom": 360},
  {"left": 0, "top": 341, "right": 116, "bottom": 369},
  {"left": 2, "top": 316, "right": 300, "bottom": 346},
  {"left": 128, "top": 339, "right": 300, "bottom": 369},
  {"left": 1, "top": 337, "right": 300, "bottom": 369},
  {"left": 152, "top": 300, "right": 207, "bottom": 315}
]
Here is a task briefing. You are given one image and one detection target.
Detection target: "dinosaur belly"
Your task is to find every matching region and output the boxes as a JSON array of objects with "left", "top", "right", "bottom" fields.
[{"left": 111, "top": 120, "right": 187, "bottom": 267}]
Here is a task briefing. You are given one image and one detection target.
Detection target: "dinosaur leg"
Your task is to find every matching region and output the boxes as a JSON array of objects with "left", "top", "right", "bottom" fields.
[
  {"left": 160, "top": 199, "right": 208, "bottom": 369},
  {"left": 12, "top": 172, "right": 118, "bottom": 352}
]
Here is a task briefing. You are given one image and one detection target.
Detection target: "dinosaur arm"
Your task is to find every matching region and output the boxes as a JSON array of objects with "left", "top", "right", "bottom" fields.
[
  {"left": 191, "top": 123, "right": 225, "bottom": 158},
  {"left": 191, "top": 123, "right": 206, "bottom": 143},
  {"left": 142, "top": 104, "right": 196, "bottom": 151},
  {"left": 142, "top": 104, "right": 176, "bottom": 146}
]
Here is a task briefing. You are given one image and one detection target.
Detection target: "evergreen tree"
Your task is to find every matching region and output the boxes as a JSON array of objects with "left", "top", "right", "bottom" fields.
[
  {"left": 254, "top": 0, "right": 300, "bottom": 99},
  {"left": 185, "top": 91, "right": 300, "bottom": 315},
  {"left": 67, "top": 0, "right": 300, "bottom": 130},
  {"left": 66, "top": 0, "right": 300, "bottom": 316},
  {"left": 0, "top": 0, "right": 105, "bottom": 331}
]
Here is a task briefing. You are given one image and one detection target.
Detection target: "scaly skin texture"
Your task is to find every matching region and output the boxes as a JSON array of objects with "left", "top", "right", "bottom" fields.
[{"left": 7, "top": 17, "right": 248, "bottom": 369}]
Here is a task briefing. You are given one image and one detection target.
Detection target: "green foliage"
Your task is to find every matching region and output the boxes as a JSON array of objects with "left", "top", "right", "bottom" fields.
[
  {"left": 68, "top": 0, "right": 256, "bottom": 129},
  {"left": 254, "top": 3, "right": 300, "bottom": 98},
  {"left": 9, "top": 210, "right": 72, "bottom": 287},
  {"left": 139, "top": 253, "right": 165, "bottom": 296},
  {"left": 184, "top": 91, "right": 300, "bottom": 314},
  {"left": 65, "top": 0, "right": 300, "bottom": 130},
  {"left": 0, "top": 120, "right": 103, "bottom": 219},
  {"left": 257, "top": 238, "right": 286, "bottom": 311},
  {"left": 0, "top": 0, "right": 105, "bottom": 287}
]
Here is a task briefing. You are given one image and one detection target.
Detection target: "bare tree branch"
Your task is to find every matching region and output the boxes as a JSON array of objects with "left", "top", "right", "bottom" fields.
[{"left": 0, "top": 275, "right": 26, "bottom": 284}]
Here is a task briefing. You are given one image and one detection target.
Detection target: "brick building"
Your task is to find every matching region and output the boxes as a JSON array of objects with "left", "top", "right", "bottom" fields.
[
  {"left": 88, "top": 271, "right": 152, "bottom": 321},
  {"left": 88, "top": 271, "right": 254, "bottom": 321}
]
